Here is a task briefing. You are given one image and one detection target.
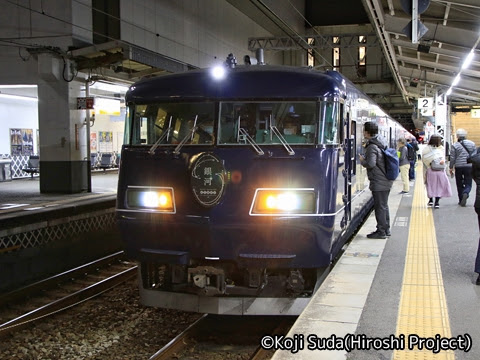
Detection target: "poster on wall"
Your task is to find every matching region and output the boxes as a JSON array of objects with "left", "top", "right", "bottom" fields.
[
  {"left": 98, "top": 131, "right": 113, "bottom": 153},
  {"left": 90, "top": 132, "right": 97, "bottom": 152},
  {"left": 22, "top": 129, "right": 34, "bottom": 155},
  {"left": 10, "top": 128, "right": 34, "bottom": 156}
]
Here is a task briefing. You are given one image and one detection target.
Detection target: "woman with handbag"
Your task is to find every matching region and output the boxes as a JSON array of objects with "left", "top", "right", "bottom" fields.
[{"left": 421, "top": 134, "right": 452, "bottom": 208}]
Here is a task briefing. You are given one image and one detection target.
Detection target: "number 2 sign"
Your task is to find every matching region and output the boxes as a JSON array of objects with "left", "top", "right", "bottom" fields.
[{"left": 418, "top": 97, "right": 434, "bottom": 116}]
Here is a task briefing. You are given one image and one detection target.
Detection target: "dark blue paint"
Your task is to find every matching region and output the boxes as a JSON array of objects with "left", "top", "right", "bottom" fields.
[{"left": 118, "top": 145, "right": 338, "bottom": 268}]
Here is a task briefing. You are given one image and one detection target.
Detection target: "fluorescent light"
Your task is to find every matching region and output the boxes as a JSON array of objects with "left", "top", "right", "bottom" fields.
[
  {"left": 446, "top": 87, "right": 452, "bottom": 96},
  {"left": 462, "top": 50, "right": 475, "bottom": 70},
  {"left": 452, "top": 74, "right": 461, "bottom": 86},
  {"left": 0, "top": 93, "right": 38, "bottom": 101},
  {"left": 0, "top": 84, "right": 37, "bottom": 89},
  {"left": 89, "top": 82, "right": 130, "bottom": 93}
]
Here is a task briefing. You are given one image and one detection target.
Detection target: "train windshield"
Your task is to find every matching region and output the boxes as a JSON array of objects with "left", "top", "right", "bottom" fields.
[
  {"left": 218, "top": 102, "right": 317, "bottom": 145},
  {"left": 127, "top": 102, "right": 215, "bottom": 146}
]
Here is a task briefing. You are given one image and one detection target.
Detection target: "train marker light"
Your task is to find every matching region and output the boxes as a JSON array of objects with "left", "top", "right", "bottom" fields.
[
  {"left": 126, "top": 186, "right": 175, "bottom": 213},
  {"left": 211, "top": 65, "right": 226, "bottom": 80},
  {"left": 250, "top": 189, "right": 315, "bottom": 215}
]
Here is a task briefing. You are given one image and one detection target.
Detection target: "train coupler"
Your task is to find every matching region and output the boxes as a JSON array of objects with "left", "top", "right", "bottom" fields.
[{"left": 188, "top": 266, "right": 226, "bottom": 295}]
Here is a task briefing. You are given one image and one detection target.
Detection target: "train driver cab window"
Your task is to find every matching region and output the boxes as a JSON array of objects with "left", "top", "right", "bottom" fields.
[
  {"left": 218, "top": 101, "right": 317, "bottom": 145},
  {"left": 126, "top": 102, "right": 215, "bottom": 146},
  {"left": 319, "top": 100, "right": 340, "bottom": 144}
]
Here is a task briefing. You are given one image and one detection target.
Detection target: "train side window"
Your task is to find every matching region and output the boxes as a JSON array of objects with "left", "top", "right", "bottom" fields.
[{"left": 319, "top": 100, "right": 340, "bottom": 144}]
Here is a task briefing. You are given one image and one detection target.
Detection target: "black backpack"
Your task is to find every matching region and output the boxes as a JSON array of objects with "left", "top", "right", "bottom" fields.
[{"left": 407, "top": 143, "right": 416, "bottom": 161}]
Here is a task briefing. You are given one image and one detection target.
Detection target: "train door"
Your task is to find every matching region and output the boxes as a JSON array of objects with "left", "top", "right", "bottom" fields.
[{"left": 341, "top": 107, "right": 353, "bottom": 228}]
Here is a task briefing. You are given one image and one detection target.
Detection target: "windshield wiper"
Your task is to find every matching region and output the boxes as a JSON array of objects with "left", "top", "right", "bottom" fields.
[
  {"left": 239, "top": 128, "right": 264, "bottom": 155},
  {"left": 173, "top": 115, "right": 198, "bottom": 155},
  {"left": 148, "top": 116, "right": 173, "bottom": 155},
  {"left": 270, "top": 125, "right": 295, "bottom": 155}
]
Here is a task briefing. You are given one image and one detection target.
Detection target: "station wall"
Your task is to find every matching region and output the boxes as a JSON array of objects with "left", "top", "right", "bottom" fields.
[{"left": 0, "top": 97, "right": 39, "bottom": 156}]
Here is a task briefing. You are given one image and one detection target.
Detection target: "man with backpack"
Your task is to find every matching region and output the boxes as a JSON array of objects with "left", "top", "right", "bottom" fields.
[
  {"left": 406, "top": 138, "right": 418, "bottom": 180},
  {"left": 359, "top": 122, "right": 394, "bottom": 239},
  {"left": 449, "top": 128, "right": 476, "bottom": 206}
]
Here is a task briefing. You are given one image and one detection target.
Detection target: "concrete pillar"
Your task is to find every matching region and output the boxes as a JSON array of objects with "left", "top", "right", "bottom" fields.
[{"left": 37, "top": 53, "right": 87, "bottom": 193}]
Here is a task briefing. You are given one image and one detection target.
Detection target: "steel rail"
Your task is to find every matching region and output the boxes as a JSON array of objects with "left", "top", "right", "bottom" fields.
[
  {"left": 0, "top": 251, "right": 126, "bottom": 307},
  {"left": 149, "top": 314, "right": 208, "bottom": 360},
  {"left": 0, "top": 265, "right": 137, "bottom": 337}
]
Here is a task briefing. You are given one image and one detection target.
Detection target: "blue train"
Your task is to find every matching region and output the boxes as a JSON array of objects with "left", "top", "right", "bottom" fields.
[{"left": 116, "top": 56, "right": 408, "bottom": 315}]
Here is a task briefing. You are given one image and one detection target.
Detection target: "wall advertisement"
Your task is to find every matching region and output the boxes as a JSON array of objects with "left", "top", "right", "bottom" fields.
[{"left": 10, "top": 128, "right": 34, "bottom": 156}]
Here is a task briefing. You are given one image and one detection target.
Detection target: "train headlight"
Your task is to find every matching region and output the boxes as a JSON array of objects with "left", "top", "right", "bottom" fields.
[
  {"left": 250, "top": 188, "right": 315, "bottom": 215},
  {"left": 126, "top": 186, "right": 176, "bottom": 213}
]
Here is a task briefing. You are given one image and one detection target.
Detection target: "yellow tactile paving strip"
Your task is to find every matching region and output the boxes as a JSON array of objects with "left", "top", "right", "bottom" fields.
[{"left": 393, "top": 165, "right": 454, "bottom": 360}]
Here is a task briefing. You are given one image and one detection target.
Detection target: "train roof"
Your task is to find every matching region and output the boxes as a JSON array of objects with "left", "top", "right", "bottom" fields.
[{"left": 125, "top": 65, "right": 346, "bottom": 103}]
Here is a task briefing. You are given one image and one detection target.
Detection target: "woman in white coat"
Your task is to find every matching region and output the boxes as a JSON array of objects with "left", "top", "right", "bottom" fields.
[{"left": 422, "top": 134, "right": 452, "bottom": 208}]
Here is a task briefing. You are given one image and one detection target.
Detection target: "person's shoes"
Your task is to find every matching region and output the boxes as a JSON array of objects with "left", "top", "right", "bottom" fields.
[
  {"left": 434, "top": 204, "right": 440, "bottom": 209},
  {"left": 385, "top": 229, "right": 391, "bottom": 237},
  {"left": 476, "top": 274, "right": 480, "bottom": 285},
  {"left": 427, "top": 200, "right": 433, "bottom": 207},
  {"left": 367, "top": 231, "right": 386, "bottom": 239},
  {"left": 400, "top": 191, "right": 409, "bottom": 194},
  {"left": 460, "top": 193, "right": 468, "bottom": 207}
]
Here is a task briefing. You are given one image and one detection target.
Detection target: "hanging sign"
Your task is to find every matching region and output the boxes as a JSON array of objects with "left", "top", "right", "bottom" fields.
[
  {"left": 471, "top": 109, "right": 480, "bottom": 118},
  {"left": 418, "top": 97, "right": 434, "bottom": 116}
]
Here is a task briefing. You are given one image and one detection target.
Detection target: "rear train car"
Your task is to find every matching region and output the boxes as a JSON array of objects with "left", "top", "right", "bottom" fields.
[{"left": 116, "top": 60, "right": 408, "bottom": 315}]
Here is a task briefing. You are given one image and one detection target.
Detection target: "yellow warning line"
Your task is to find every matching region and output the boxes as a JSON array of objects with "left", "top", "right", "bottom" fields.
[{"left": 394, "top": 165, "right": 454, "bottom": 360}]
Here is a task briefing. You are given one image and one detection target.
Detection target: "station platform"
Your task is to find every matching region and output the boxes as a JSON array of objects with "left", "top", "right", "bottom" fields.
[
  {"left": 0, "top": 170, "right": 118, "bottom": 223},
  {"left": 0, "top": 171, "right": 120, "bottom": 291},
  {"left": 272, "top": 164, "right": 480, "bottom": 360}
]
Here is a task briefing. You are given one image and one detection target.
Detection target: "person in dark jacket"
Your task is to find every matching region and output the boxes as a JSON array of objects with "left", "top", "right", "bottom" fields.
[
  {"left": 449, "top": 128, "right": 476, "bottom": 206},
  {"left": 359, "top": 122, "right": 393, "bottom": 239},
  {"left": 406, "top": 138, "right": 419, "bottom": 180},
  {"left": 470, "top": 147, "right": 480, "bottom": 285},
  {"left": 398, "top": 138, "right": 410, "bottom": 194}
]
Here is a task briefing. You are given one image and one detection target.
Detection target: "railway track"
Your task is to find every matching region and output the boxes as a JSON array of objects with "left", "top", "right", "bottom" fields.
[
  {"left": 150, "top": 314, "right": 296, "bottom": 360},
  {"left": 0, "top": 251, "right": 137, "bottom": 337}
]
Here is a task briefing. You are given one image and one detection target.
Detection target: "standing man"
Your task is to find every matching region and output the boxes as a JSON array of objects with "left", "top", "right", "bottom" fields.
[
  {"left": 406, "top": 138, "right": 419, "bottom": 180},
  {"left": 468, "top": 145, "right": 480, "bottom": 284},
  {"left": 359, "top": 122, "right": 393, "bottom": 239},
  {"left": 449, "top": 128, "right": 476, "bottom": 206}
]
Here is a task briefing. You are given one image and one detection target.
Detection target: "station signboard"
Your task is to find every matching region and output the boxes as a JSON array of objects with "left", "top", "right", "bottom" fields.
[
  {"left": 418, "top": 97, "right": 434, "bottom": 116},
  {"left": 77, "top": 97, "right": 95, "bottom": 110}
]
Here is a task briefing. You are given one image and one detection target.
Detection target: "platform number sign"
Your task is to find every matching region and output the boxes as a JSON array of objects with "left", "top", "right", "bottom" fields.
[{"left": 418, "top": 97, "right": 434, "bottom": 116}]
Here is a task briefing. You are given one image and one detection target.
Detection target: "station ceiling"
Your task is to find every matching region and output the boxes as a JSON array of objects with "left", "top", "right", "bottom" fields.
[
  {"left": 232, "top": 0, "right": 480, "bottom": 130},
  {"left": 362, "top": 0, "right": 480, "bottom": 129},
  {"left": 68, "top": 0, "right": 480, "bottom": 131}
]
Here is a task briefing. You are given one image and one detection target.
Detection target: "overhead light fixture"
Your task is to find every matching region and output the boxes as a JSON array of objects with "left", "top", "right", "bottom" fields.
[
  {"left": 0, "top": 84, "right": 37, "bottom": 89},
  {"left": 89, "top": 82, "right": 130, "bottom": 94},
  {"left": 0, "top": 93, "right": 38, "bottom": 101},
  {"left": 446, "top": 87, "right": 452, "bottom": 96},
  {"left": 462, "top": 50, "right": 475, "bottom": 70},
  {"left": 452, "top": 74, "right": 461, "bottom": 87}
]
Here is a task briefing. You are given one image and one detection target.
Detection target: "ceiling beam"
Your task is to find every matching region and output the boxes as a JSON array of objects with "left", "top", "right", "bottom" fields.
[
  {"left": 361, "top": 0, "right": 409, "bottom": 102},
  {"left": 432, "top": 0, "right": 480, "bottom": 10},
  {"left": 391, "top": 38, "right": 480, "bottom": 66},
  {"left": 384, "top": 14, "right": 478, "bottom": 49},
  {"left": 396, "top": 55, "right": 480, "bottom": 78}
]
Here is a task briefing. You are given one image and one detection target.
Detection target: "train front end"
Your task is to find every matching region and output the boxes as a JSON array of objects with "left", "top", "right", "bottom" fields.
[{"left": 116, "top": 65, "right": 346, "bottom": 315}]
